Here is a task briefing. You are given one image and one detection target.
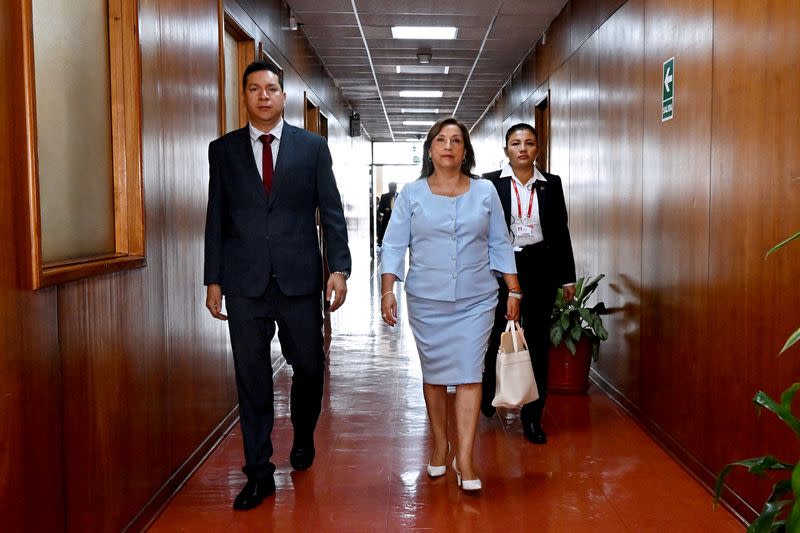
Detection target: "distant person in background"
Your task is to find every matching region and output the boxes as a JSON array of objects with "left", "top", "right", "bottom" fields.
[
  {"left": 376, "top": 182, "right": 398, "bottom": 248},
  {"left": 481, "top": 123, "right": 576, "bottom": 445}
]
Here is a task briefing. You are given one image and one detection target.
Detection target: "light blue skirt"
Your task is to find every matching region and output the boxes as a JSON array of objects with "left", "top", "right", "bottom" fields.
[{"left": 406, "top": 291, "right": 499, "bottom": 385}]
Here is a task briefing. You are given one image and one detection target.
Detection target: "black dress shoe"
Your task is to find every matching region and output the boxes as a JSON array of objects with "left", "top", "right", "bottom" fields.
[
  {"left": 480, "top": 401, "right": 496, "bottom": 418},
  {"left": 523, "top": 422, "right": 547, "bottom": 445},
  {"left": 233, "top": 477, "right": 275, "bottom": 510},
  {"left": 290, "top": 442, "right": 315, "bottom": 470}
]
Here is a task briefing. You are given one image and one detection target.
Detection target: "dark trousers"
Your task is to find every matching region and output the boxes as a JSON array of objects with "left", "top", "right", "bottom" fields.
[
  {"left": 483, "top": 243, "right": 558, "bottom": 427},
  {"left": 226, "top": 279, "right": 325, "bottom": 481}
]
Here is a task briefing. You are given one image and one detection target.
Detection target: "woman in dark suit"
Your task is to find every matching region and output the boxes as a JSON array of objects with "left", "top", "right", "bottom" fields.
[{"left": 481, "top": 123, "right": 576, "bottom": 444}]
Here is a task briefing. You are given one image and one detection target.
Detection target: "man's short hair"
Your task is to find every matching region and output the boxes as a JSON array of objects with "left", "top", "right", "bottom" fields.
[{"left": 242, "top": 61, "right": 283, "bottom": 91}]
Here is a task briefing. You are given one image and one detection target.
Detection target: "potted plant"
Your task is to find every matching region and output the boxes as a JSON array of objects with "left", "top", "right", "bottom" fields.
[
  {"left": 714, "top": 228, "right": 800, "bottom": 532},
  {"left": 548, "top": 274, "right": 609, "bottom": 394}
]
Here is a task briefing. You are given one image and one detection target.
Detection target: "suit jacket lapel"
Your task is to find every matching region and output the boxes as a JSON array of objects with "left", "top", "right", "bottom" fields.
[
  {"left": 496, "top": 176, "right": 512, "bottom": 228},
  {"left": 269, "top": 123, "right": 294, "bottom": 206},
  {"left": 233, "top": 126, "right": 269, "bottom": 203}
]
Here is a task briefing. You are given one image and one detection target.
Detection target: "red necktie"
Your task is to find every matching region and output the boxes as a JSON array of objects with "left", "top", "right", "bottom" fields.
[{"left": 259, "top": 134, "right": 274, "bottom": 194}]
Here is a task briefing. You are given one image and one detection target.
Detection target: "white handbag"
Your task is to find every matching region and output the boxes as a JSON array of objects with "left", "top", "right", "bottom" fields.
[{"left": 492, "top": 320, "right": 539, "bottom": 408}]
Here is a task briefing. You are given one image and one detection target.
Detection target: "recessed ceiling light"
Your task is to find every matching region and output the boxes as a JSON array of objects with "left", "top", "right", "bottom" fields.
[
  {"left": 401, "top": 108, "right": 439, "bottom": 114},
  {"left": 403, "top": 120, "right": 435, "bottom": 126},
  {"left": 396, "top": 65, "right": 450, "bottom": 75},
  {"left": 391, "top": 26, "right": 458, "bottom": 40},
  {"left": 399, "top": 90, "right": 443, "bottom": 98}
]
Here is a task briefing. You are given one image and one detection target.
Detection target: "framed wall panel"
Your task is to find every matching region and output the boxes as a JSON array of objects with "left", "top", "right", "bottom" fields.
[{"left": 20, "top": 0, "right": 144, "bottom": 288}]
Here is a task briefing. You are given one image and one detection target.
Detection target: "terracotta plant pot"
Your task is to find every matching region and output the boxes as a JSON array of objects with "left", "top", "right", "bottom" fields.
[{"left": 548, "top": 336, "right": 592, "bottom": 394}]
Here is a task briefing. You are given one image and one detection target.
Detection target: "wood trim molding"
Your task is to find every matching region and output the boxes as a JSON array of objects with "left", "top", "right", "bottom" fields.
[{"left": 122, "top": 406, "right": 240, "bottom": 533}]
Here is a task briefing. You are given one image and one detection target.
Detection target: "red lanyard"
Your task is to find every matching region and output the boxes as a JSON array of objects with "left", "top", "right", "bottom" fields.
[{"left": 511, "top": 180, "right": 535, "bottom": 219}]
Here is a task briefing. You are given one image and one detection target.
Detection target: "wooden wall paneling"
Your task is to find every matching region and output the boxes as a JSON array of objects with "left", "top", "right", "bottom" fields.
[
  {"left": 570, "top": 0, "right": 598, "bottom": 52},
  {"left": 596, "top": 0, "right": 628, "bottom": 23},
  {"left": 0, "top": 1, "right": 64, "bottom": 531},
  {"left": 534, "top": 36, "right": 549, "bottom": 93},
  {"left": 59, "top": 272, "right": 169, "bottom": 532},
  {"left": 567, "top": 35, "right": 599, "bottom": 280},
  {"left": 708, "top": 0, "right": 800, "bottom": 514},
  {"left": 519, "top": 53, "right": 536, "bottom": 109},
  {"left": 154, "top": 0, "right": 239, "bottom": 485},
  {"left": 546, "top": 2, "right": 573, "bottom": 77},
  {"left": 548, "top": 61, "right": 571, "bottom": 209},
  {"left": 640, "top": 0, "right": 714, "bottom": 477},
  {"left": 593, "top": 0, "right": 645, "bottom": 402}
]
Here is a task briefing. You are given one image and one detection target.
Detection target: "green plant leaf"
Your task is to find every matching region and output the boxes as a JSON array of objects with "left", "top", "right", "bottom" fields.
[
  {"left": 753, "top": 385, "right": 800, "bottom": 440},
  {"left": 591, "top": 302, "right": 607, "bottom": 315},
  {"left": 715, "top": 457, "right": 795, "bottom": 502},
  {"left": 560, "top": 312, "right": 570, "bottom": 330},
  {"left": 785, "top": 464, "right": 800, "bottom": 533},
  {"left": 748, "top": 499, "right": 790, "bottom": 533},
  {"left": 591, "top": 340, "right": 599, "bottom": 362},
  {"left": 565, "top": 337, "right": 576, "bottom": 355},
  {"left": 595, "top": 320, "right": 609, "bottom": 341},
  {"left": 578, "top": 307, "right": 594, "bottom": 324},
  {"left": 570, "top": 323, "right": 583, "bottom": 342},
  {"left": 550, "top": 323, "right": 564, "bottom": 347},
  {"left": 779, "top": 327, "right": 800, "bottom": 355},
  {"left": 766, "top": 229, "right": 800, "bottom": 257}
]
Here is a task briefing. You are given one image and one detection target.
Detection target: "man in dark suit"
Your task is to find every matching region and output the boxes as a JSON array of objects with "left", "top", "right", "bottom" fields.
[
  {"left": 481, "top": 123, "right": 576, "bottom": 445},
  {"left": 204, "top": 61, "right": 351, "bottom": 509},
  {"left": 376, "top": 181, "right": 397, "bottom": 247}
]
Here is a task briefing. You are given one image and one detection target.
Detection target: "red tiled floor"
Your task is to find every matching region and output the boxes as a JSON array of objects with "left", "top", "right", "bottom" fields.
[{"left": 148, "top": 259, "right": 743, "bottom": 532}]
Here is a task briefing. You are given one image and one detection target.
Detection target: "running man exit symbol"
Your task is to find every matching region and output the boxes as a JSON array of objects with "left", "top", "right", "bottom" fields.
[{"left": 662, "top": 57, "right": 674, "bottom": 121}]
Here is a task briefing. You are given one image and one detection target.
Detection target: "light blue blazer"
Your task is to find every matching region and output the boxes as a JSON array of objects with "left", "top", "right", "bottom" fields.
[{"left": 381, "top": 178, "right": 516, "bottom": 302}]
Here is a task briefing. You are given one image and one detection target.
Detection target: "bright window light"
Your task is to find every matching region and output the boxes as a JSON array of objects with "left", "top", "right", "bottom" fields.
[
  {"left": 391, "top": 26, "right": 458, "bottom": 40},
  {"left": 401, "top": 108, "right": 439, "bottom": 114},
  {"left": 399, "top": 90, "right": 443, "bottom": 98},
  {"left": 403, "top": 120, "right": 435, "bottom": 126},
  {"left": 396, "top": 65, "right": 450, "bottom": 74}
]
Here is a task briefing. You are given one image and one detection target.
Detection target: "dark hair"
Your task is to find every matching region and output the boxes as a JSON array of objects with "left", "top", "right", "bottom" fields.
[
  {"left": 419, "top": 117, "right": 476, "bottom": 178},
  {"left": 242, "top": 61, "right": 284, "bottom": 90},
  {"left": 504, "top": 123, "right": 537, "bottom": 147}
]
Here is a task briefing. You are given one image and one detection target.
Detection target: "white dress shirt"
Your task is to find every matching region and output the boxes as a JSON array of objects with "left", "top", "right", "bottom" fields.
[
  {"left": 248, "top": 120, "right": 284, "bottom": 179},
  {"left": 500, "top": 163, "right": 546, "bottom": 248}
]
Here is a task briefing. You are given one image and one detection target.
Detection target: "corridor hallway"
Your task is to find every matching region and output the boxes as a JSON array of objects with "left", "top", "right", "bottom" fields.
[{"left": 149, "top": 261, "right": 742, "bottom": 532}]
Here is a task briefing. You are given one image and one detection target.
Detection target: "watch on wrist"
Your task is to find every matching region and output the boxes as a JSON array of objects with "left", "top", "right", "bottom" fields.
[
  {"left": 333, "top": 271, "right": 350, "bottom": 280},
  {"left": 508, "top": 290, "right": 523, "bottom": 300}
]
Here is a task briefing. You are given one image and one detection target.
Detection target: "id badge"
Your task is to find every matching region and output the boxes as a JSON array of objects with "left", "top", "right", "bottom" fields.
[{"left": 514, "top": 218, "right": 535, "bottom": 237}]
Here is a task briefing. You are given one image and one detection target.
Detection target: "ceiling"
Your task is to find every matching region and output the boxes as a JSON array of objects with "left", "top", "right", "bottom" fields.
[{"left": 286, "top": 0, "right": 568, "bottom": 141}]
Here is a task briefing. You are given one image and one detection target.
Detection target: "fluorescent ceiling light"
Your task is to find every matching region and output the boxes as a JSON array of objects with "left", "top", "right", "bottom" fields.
[
  {"left": 391, "top": 26, "right": 458, "bottom": 40},
  {"left": 396, "top": 65, "right": 450, "bottom": 75},
  {"left": 403, "top": 120, "right": 435, "bottom": 126},
  {"left": 401, "top": 108, "right": 439, "bottom": 114},
  {"left": 399, "top": 90, "right": 443, "bottom": 98}
]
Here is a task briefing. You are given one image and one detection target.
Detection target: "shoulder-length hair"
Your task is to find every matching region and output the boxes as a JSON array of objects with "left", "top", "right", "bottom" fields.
[{"left": 419, "top": 117, "right": 476, "bottom": 178}]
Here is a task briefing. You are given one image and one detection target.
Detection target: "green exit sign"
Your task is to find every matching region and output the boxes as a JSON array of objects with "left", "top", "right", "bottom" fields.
[{"left": 662, "top": 57, "right": 674, "bottom": 121}]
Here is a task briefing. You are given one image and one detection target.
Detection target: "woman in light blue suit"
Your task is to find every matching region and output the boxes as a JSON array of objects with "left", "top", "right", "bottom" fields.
[{"left": 380, "top": 118, "right": 521, "bottom": 492}]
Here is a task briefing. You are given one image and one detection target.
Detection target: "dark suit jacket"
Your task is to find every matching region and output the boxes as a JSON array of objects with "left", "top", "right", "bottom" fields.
[
  {"left": 376, "top": 191, "right": 396, "bottom": 229},
  {"left": 377, "top": 191, "right": 395, "bottom": 219},
  {"left": 204, "top": 123, "right": 351, "bottom": 298},
  {"left": 483, "top": 169, "right": 576, "bottom": 289}
]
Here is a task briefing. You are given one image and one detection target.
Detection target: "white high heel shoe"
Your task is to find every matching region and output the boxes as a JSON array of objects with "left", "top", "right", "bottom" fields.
[
  {"left": 452, "top": 458, "right": 482, "bottom": 492},
  {"left": 426, "top": 442, "right": 451, "bottom": 477}
]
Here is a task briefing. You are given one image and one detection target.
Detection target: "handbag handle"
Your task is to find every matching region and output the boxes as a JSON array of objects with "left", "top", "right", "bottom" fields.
[{"left": 504, "top": 320, "right": 527, "bottom": 352}]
